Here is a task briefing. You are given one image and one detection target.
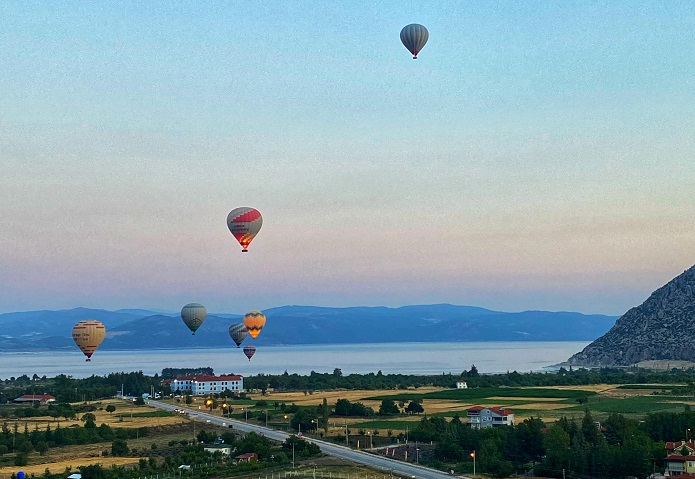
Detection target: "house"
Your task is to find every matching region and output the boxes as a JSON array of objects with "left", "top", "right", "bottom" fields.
[
  {"left": 13, "top": 394, "right": 56, "bottom": 405},
  {"left": 170, "top": 375, "right": 243, "bottom": 396},
  {"left": 204, "top": 444, "right": 234, "bottom": 456},
  {"left": 456, "top": 381, "right": 468, "bottom": 389},
  {"left": 664, "top": 441, "right": 695, "bottom": 476},
  {"left": 467, "top": 406, "right": 514, "bottom": 429},
  {"left": 235, "top": 453, "right": 258, "bottom": 463}
]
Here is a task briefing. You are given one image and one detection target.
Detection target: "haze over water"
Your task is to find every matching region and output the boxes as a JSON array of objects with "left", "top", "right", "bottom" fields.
[{"left": 0, "top": 341, "right": 588, "bottom": 380}]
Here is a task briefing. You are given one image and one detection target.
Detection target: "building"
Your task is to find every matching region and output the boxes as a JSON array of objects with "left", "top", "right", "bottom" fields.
[
  {"left": 13, "top": 394, "right": 56, "bottom": 405},
  {"left": 204, "top": 444, "right": 234, "bottom": 456},
  {"left": 235, "top": 453, "right": 258, "bottom": 463},
  {"left": 664, "top": 441, "right": 695, "bottom": 476},
  {"left": 456, "top": 381, "right": 468, "bottom": 389},
  {"left": 467, "top": 406, "right": 514, "bottom": 429},
  {"left": 170, "top": 375, "right": 243, "bottom": 396}
]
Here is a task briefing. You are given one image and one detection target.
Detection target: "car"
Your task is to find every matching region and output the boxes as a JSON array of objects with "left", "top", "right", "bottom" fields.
[
  {"left": 228, "top": 425, "right": 234, "bottom": 429},
  {"left": 222, "top": 422, "right": 227, "bottom": 426},
  {"left": 206, "top": 419, "right": 211, "bottom": 423}
]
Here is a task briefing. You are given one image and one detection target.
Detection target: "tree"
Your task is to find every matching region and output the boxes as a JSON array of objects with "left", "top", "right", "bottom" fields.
[
  {"left": 35, "top": 441, "right": 49, "bottom": 456},
  {"left": 321, "top": 398, "right": 330, "bottom": 433},
  {"left": 14, "top": 452, "right": 28, "bottom": 466},
  {"left": 105, "top": 405, "right": 116, "bottom": 414},
  {"left": 82, "top": 412, "right": 97, "bottom": 429},
  {"left": 79, "top": 464, "right": 107, "bottom": 479},
  {"left": 81, "top": 412, "right": 97, "bottom": 422},
  {"left": 111, "top": 439, "right": 129, "bottom": 456},
  {"left": 581, "top": 409, "right": 598, "bottom": 445},
  {"left": 543, "top": 425, "right": 570, "bottom": 474},
  {"left": 405, "top": 401, "right": 424, "bottom": 415},
  {"left": 378, "top": 399, "right": 400, "bottom": 416},
  {"left": 335, "top": 399, "right": 352, "bottom": 416},
  {"left": 333, "top": 368, "right": 342, "bottom": 377}
]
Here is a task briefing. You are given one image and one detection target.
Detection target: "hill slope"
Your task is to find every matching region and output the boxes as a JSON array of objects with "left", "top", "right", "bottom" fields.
[{"left": 568, "top": 265, "right": 695, "bottom": 367}]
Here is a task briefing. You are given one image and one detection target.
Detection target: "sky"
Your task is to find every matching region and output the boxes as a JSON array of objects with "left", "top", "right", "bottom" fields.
[{"left": 1, "top": 1, "right": 694, "bottom": 316}]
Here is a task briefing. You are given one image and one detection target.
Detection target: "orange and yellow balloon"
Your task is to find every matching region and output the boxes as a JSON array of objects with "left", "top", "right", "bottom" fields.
[
  {"left": 243, "top": 310, "right": 266, "bottom": 339},
  {"left": 72, "top": 320, "right": 106, "bottom": 361}
]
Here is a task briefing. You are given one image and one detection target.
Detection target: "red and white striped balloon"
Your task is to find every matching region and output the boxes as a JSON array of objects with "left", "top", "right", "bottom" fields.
[{"left": 227, "top": 207, "right": 263, "bottom": 252}]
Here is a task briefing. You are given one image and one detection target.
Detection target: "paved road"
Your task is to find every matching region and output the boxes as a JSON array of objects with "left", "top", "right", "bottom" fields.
[{"left": 147, "top": 400, "right": 465, "bottom": 479}]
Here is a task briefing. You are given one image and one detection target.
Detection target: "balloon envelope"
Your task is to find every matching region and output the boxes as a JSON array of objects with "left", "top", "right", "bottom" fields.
[
  {"left": 243, "top": 345, "right": 256, "bottom": 361},
  {"left": 229, "top": 323, "right": 249, "bottom": 348},
  {"left": 227, "top": 207, "right": 262, "bottom": 252},
  {"left": 181, "top": 303, "right": 207, "bottom": 335},
  {"left": 72, "top": 320, "right": 106, "bottom": 361},
  {"left": 243, "top": 310, "right": 266, "bottom": 339},
  {"left": 400, "top": 24, "right": 429, "bottom": 59}
]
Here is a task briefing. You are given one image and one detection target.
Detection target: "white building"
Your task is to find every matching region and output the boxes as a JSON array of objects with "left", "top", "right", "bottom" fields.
[
  {"left": 467, "top": 406, "right": 515, "bottom": 429},
  {"left": 170, "top": 375, "right": 243, "bottom": 396},
  {"left": 456, "top": 381, "right": 468, "bottom": 389},
  {"left": 204, "top": 444, "right": 234, "bottom": 456}
]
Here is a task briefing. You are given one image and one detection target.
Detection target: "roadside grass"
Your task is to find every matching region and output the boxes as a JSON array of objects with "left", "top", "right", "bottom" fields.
[{"left": 347, "top": 420, "right": 418, "bottom": 431}]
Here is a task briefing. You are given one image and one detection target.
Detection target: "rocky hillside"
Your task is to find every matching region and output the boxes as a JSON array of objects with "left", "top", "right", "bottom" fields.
[{"left": 568, "top": 264, "right": 695, "bottom": 367}]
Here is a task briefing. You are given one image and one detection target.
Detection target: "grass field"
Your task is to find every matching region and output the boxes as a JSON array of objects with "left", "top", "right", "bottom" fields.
[{"left": 174, "top": 383, "right": 695, "bottom": 433}]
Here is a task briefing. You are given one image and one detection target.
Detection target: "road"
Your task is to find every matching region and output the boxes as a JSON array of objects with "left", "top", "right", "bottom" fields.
[{"left": 147, "top": 400, "right": 465, "bottom": 479}]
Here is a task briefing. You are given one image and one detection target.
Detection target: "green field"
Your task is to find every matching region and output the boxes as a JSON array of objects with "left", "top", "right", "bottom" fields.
[
  {"left": 129, "top": 410, "right": 174, "bottom": 418},
  {"left": 367, "top": 387, "right": 596, "bottom": 402},
  {"left": 615, "top": 384, "right": 680, "bottom": 390},
  {"left": 566, "top": 395, "right": 689, "bottom": 414}
]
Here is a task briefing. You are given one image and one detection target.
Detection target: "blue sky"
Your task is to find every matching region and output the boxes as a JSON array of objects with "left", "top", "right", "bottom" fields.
[{"left": 1, "top": 1, "right": 694, "bottom": 315}]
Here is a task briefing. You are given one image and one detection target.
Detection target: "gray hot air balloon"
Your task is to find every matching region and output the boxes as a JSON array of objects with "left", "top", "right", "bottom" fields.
[
  {"left": 400, "top": 24, "right": 429, "bottom": 59},
  {"left": 243, "top": 345, "right": 256, "bottom": 361},
  {"left": 229, "top": 323, "right": 249, "bottom": 348},
  {"left": 181, "top": 303, "right": 207, "bottom": 335}
]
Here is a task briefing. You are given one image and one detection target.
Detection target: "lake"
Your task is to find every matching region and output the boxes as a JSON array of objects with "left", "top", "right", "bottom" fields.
[{"left": 0, "top": 341, "right": 587, "bottom": 379}]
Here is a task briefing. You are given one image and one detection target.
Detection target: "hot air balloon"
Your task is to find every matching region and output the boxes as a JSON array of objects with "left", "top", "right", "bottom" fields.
[
  {"left": 400, "top": 24, "right": 429, "bottom": 59},
  {"left": 181, "top": 303, "right": 207, "bottom": 335},
  {"left": 243, "top": 310, "right": 266, "bottom": 339},
  {"left": 72, "top": 320, "right": 106, "bottom": 361},
  {"left": 229, "top": 323, "right": 249, "bottom": 348},
  {"left": 227, "top": 207, "right": 262, "bottom": 252},
  {"left": 243, "top": 345, "right": 256, "bottom": 361}
]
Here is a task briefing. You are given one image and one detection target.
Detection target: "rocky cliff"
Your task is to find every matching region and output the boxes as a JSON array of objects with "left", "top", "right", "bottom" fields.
[{"left": 568, "top": 264, "right": 695, "bottom": 367}]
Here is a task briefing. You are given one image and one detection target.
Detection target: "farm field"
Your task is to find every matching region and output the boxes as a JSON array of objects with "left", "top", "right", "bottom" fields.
[
  {"left": 165, "top": 382, "right": 695, "bottom": 437},
  {"left": 0, "top": 399, "right": 198, "bottom": 476},
  {"left": 0, "top": 382, "right": 690, "bottom": 477},
  {"left": 226, "top": 383, "right": 694, "bottom": 430}
]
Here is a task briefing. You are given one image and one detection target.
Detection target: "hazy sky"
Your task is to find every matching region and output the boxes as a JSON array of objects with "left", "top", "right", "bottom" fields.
[{"left": 1, "top": 1, "right": 694, "bottom": 316}]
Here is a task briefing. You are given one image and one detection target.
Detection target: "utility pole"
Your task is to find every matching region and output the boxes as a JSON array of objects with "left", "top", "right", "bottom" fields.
[
  {"left": 470, "top": 450, "right": 476, "bottom": 477},
  {"left": 345, "top": 423, "right": 349, "bottom": 447}
]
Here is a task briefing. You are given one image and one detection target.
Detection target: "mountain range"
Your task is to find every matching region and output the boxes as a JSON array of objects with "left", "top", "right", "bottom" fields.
[{"left": 0, "top": 304, "right": 617, "bottom": 351}]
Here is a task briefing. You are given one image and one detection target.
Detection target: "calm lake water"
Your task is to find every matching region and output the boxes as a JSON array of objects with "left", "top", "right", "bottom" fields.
[{"left": 0, "top": 341, "right": 587, "bottom": 379}]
